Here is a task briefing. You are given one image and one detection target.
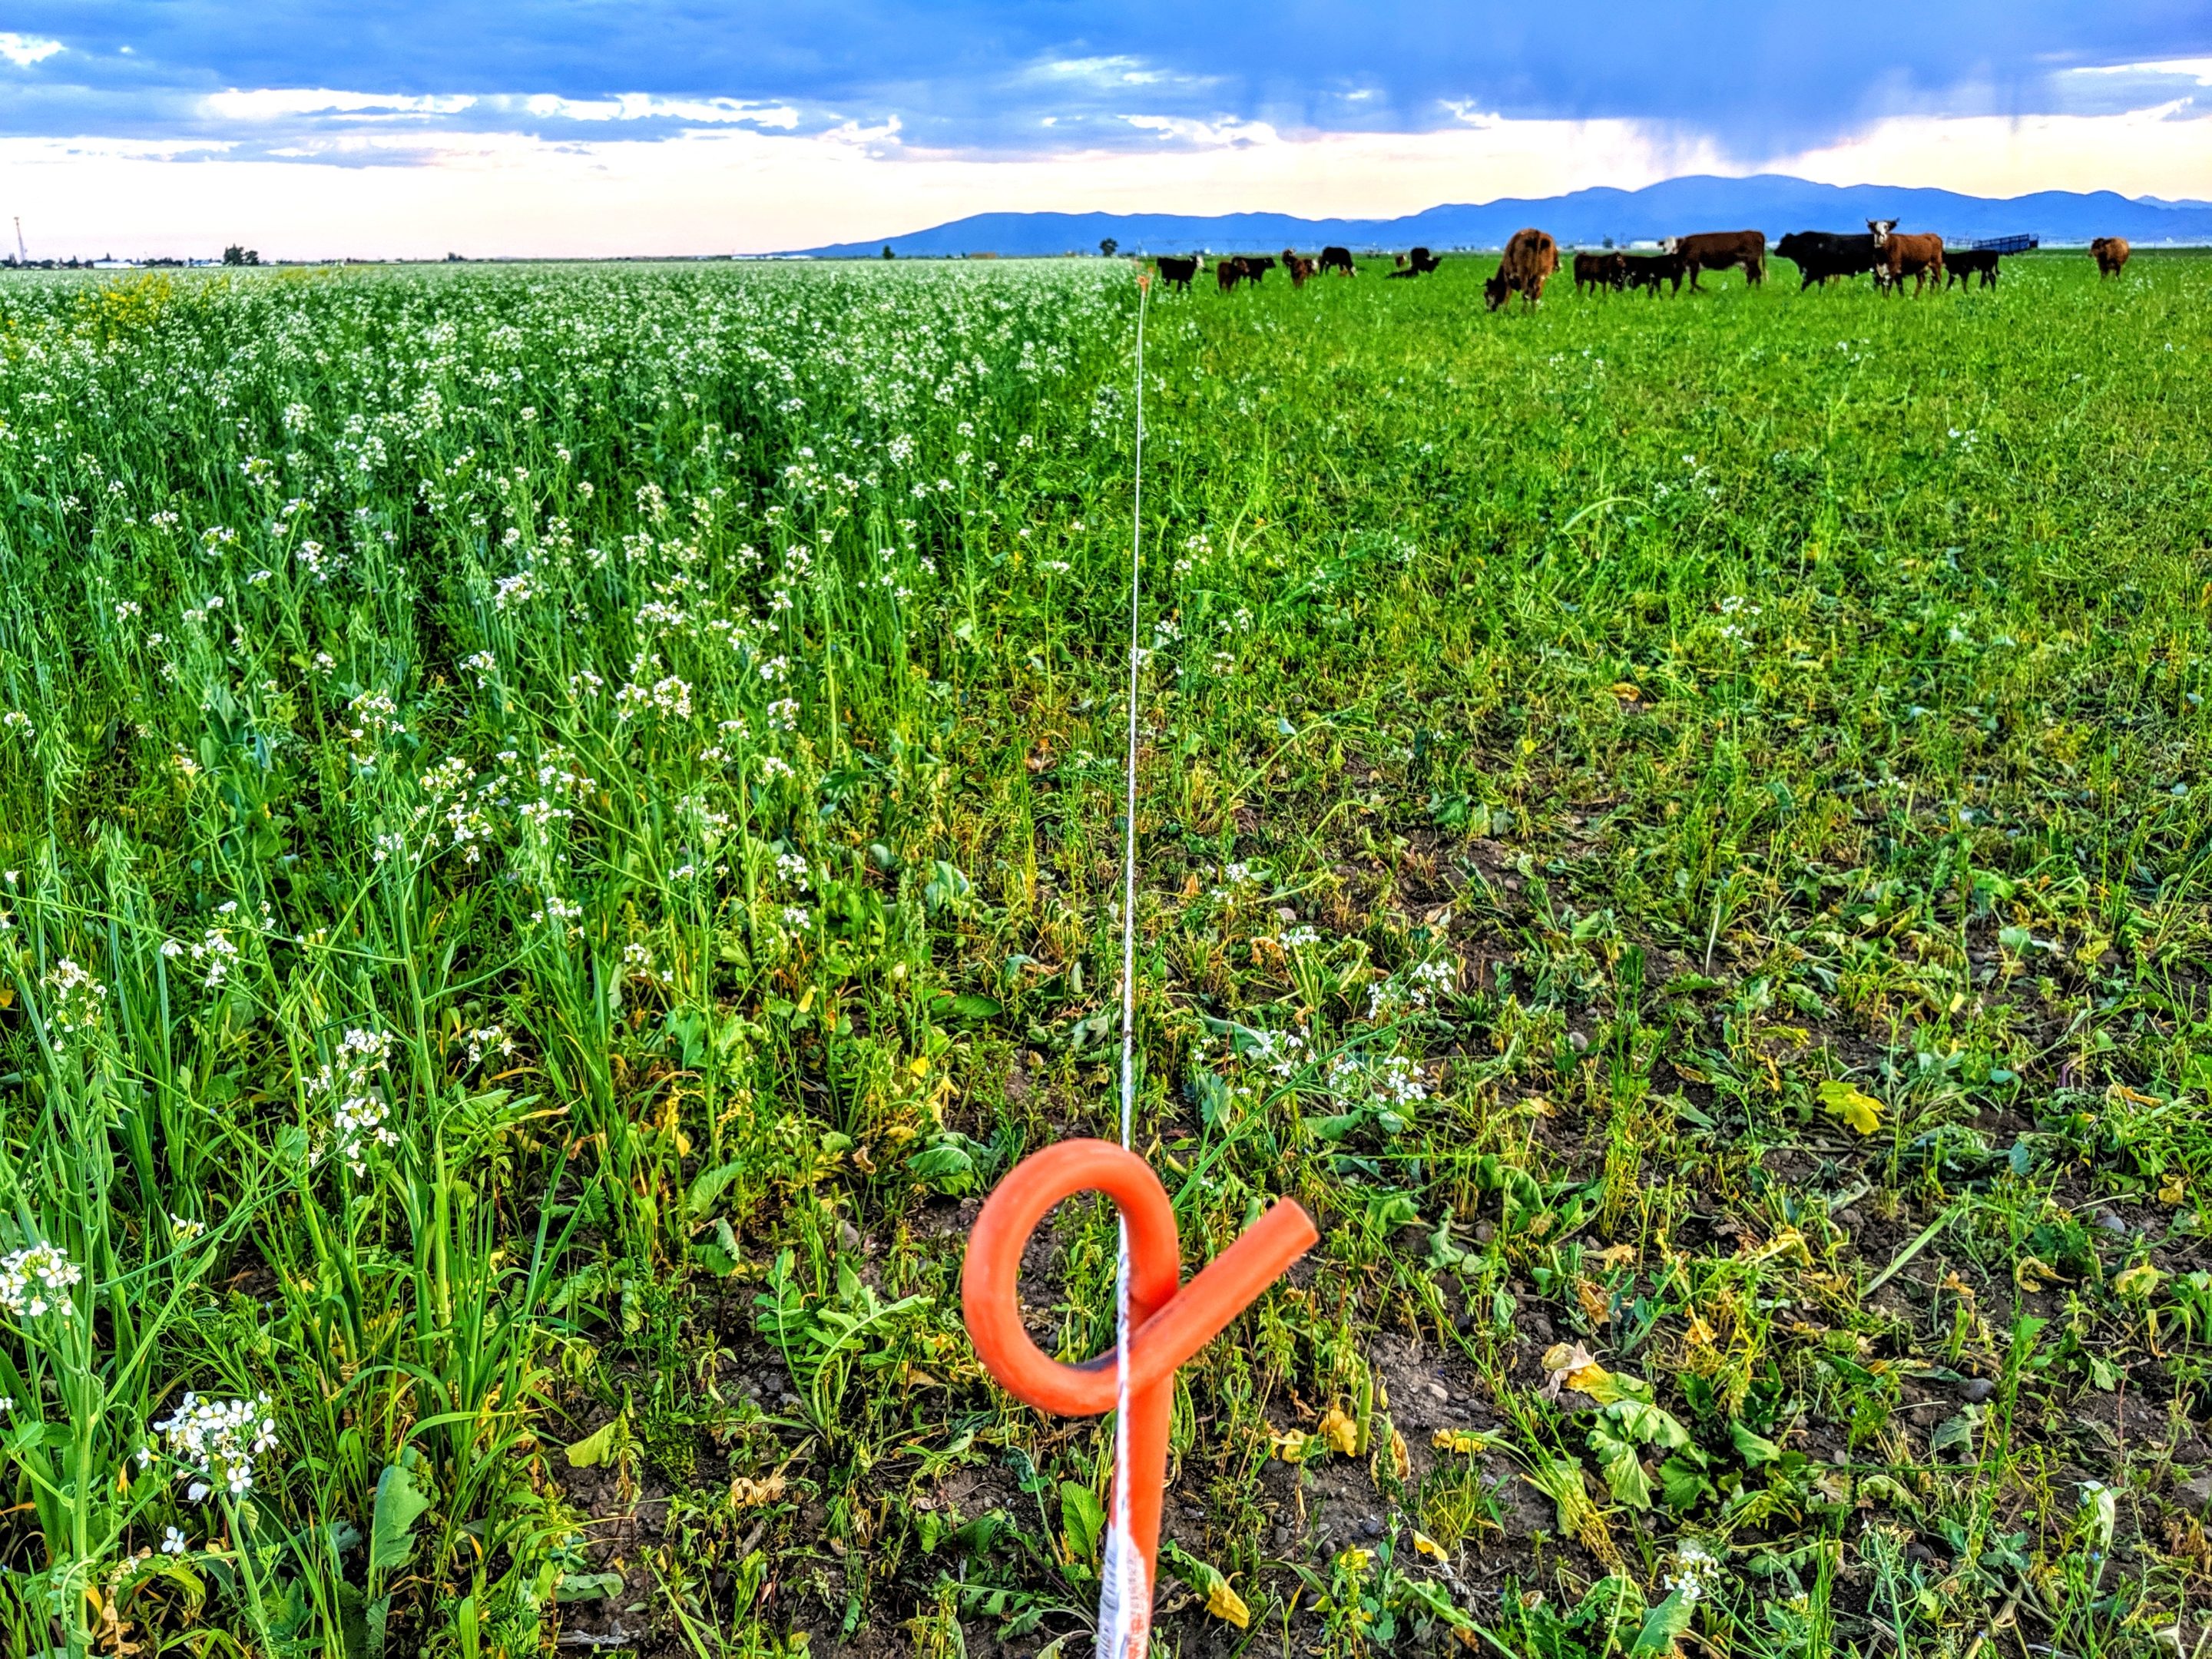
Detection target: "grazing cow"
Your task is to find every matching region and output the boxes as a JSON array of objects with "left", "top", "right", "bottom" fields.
[
  {"left": 1154, "top": 254, "right": 1200, "bottom": 293},
  {"left": 1281, "top": 250, "right": 1319, "bottom": 288},
  {"left": 1217, "top": 257, "right": 1243, "bottom": 293},
  {"left": 1620, "top": 251, "right": 1684, "bottom": 296},
  {"left": 1671, "top": 230, "right": 1767, "bottom": 290},
  {"left": 1866, "top": 220, "right": 1944, "bottom": 295},
  {"left": 1774, "top": 230, "right": 1882, "bottom": 290},
  {"left": 1243, "top": 254, "right": 1277, "bottom": 283},
  {"left": 1945, "top": 248, "right": 2002, "bottom": 289},
  {"left": 1573, "top": 250, "right": 1627, "bottom": 293},
  {"left": 1386, "top": 247, "right": 1441, "bottom": 280},
  {"left": 1318, "top": 245, "right": 1357, "bottom": 276},
  {"left": 2091, "top": 237, "right": 2131, "bottom": 276},
  {"left": 1485, "top": 228, "right": 1560, "bottom": 310}
]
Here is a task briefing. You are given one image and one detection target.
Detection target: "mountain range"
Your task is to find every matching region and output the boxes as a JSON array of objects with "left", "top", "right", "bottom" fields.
[{"left": 795, "top": 173, "right": 2212, "bottom": 257}]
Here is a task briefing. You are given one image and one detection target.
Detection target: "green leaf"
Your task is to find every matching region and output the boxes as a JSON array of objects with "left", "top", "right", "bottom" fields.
[
  {"left": 555, "top": 1571, "right": 627, "bottom": 1604},
  {"left": 1658, "top": 1452, "right": 1714, "bottom": 1511},
  {"left": 368, "top": 1449, "right": 433, "bottom": 1584},
  {"left": 684, "top": 1158, "right": 747, "bottom": 1221},
  {"left": 1730, "top": 1420, "right": 1782, "bottom": 1466},
  {"left": 1630, "top": 1587, "right": 1696, "bottom": 1657},
  {"left": 565, "top": 1416, "right": 625, "bottom": 1469},
  {"left": 1606, "top": 1399, "right": 1691, "bottom": 1449},
  {"left": 1589, "top": 1422, "right": 1654, "bottom": 1510},
  {"left": 1059, "top": 1481, "right": 1104, "bottom": 1565}
]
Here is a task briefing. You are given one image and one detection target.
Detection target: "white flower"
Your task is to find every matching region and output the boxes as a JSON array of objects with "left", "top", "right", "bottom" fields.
[
  {"left": 781, "top": 906, "right": 811, "bottom": 930},
  {"left": 154, "top": 1391, "right": 280, "bottom": 1505},
  {"left": 0, "top": 1242, "right": 83, "bottom": 1318},
  {"left": 161, "top": 1525, "right": 187, "bottom": 1555}
]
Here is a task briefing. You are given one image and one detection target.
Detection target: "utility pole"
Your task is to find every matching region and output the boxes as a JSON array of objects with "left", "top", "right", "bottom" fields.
[{"left": 12, "top": 218, "right": 25, "bottom": 262}]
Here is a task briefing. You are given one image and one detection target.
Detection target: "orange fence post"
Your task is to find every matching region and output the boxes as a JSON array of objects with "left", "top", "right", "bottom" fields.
[{"left": 961, "top": 1139, "right": 1318, "bottom": 1611}]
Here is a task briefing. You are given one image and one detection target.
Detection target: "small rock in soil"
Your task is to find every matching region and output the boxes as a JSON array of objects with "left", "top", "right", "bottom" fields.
[{"left": 1958, "top": 1377, "right": 1995, "bottom": 1403}]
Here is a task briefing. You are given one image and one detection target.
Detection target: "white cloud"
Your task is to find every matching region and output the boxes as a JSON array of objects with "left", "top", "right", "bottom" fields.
[
  {"left": 2064, "top": 55, "right": 2212, "bottom": 88},
  {"left": 1778, "top": 102, "right": 2212, "bottom": 201},
  {"left": 204, "top": 88, "right": 478, "bottom": 120},
  {"left": 512, "top": 93, "right": 799, "bottom": 127},
  {"left": 0, "top": 31, "right": 64, "bottom": 69}
]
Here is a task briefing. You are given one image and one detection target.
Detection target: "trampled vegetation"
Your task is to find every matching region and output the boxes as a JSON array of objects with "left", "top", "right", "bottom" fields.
[{"left": 0, "top": 250, "right": 2207, "bottom": 1656}]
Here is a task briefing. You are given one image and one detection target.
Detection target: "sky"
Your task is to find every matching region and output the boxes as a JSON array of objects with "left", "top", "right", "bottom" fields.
[{"left": 2, "top": 4, "right": 2209, "bottom": 260}]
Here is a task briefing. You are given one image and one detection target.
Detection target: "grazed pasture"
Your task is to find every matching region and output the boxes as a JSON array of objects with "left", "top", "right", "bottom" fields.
[{"left": 0, "top": 250, "right": 2208, "bottom": 1656}]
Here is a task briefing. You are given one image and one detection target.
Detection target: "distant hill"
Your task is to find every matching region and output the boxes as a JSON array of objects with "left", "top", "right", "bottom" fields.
[{"left": 794, "top": 174, "right": 2212, "bottom": 257}]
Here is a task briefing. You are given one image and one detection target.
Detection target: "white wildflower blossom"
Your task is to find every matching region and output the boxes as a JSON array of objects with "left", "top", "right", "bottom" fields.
[
  {"left": 154, "top": 1392, "right": 279, "bottom": 1504},
  {"left": 0, "top": 1242, "right": 83, "bottom": 1319}
]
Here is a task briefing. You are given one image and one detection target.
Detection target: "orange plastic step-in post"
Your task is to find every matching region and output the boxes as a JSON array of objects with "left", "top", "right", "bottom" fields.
[{"left": 962, "top": 1139, "right": 1318, "bottom": 1618}]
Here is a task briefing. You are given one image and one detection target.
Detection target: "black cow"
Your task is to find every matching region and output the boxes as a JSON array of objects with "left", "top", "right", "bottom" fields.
[
  {"left": 1154, "top": 254, "right": 1200, "bottom": 292},
  {"left": 1945, "top": 248, "right": 2002, "bottom": 288},
  {"left": 1318, "top": 245, "right": 1357, "bottom": 276},
  {"left": 1620, "top": 251, "right": 1684, "bottom": 296},
  {"left": 1774, "top": 231, "right": 1882, "bottom": 291}
]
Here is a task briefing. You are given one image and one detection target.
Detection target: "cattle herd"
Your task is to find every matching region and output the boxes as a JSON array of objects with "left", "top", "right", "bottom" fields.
[{"left": 1152, "top": 221, "right": 2135, "bottom": 306}]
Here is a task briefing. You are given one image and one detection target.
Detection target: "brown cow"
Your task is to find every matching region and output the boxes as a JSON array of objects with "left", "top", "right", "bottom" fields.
[
  {"left": 1573, "top": 250, "right": 1626, "bottom": 293},
  {"left": 1318, "top": 245, "right": 1357, "bottom": 276},
  {"left": 1281, "top": 249, "right": 1318, "bottom": 288},
  {"left": 1485, "top": 228, "right": 1559, "bottom": 310},
  {"left": 2091, "top": 237, "right": 2131, "bottom": 276},
  {"left": 1217, "top": 257, "right": 1243, "bottom": 293},
  {"left": 1867, "top": 220, "right": 1944, "bottom": 296},
  {"left": 1671, "top": 230, "right": 1766, "bottom": 290},
  {"left": 1154, "top": 254, "right": 1200, "bottom": 292}
]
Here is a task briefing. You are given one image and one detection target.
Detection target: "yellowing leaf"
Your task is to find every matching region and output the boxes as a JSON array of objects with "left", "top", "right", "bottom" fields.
[
  {"left": 1266, "top": 1426, "right": 1311, "bottom": 1463},
  {"left": 2160, "top": 1173, "right": 2188, "bottom": 1205},
  {"left": 2114, "top": 1262, "right": 2164, "bottom": 1299},
  {"left": 1433, "top": 1429, "right": 1492, "bottom": 1455},
  {"left": 1590, "top": 1243, "right": 1637, "bottom": 1267},
  {"left": 2015, "top": 1255, "right": 2063, "bottom": 1290},
  {"left": 1540, "top": 1341, "right": 1616, "bottom": 1401},
  {"left": 1205, "top": 1577, "right": 1250, "bottom": 1628},
  {"left": 1316, "top": 1406, "right": 1359, "bottom": 1456},
  {"left": 1609, "top": 682, "right": 1644, "bottom": 702},
  {"left": 1817, "top": 1079, "right": 1883, "bottom": 1135},
  {"left": 1682, "top": 1314, "right": 1717, "bottom": 1347},
  {"left": 1336, "top": 1548, "right": 1373, "bottom": 1572},
  {"left": 1412, "top": 1531, "right": 1448, "bottom": 1561},
  {"left": 729, "top": 1472, "right": 786, "bottom": 1508},
  {"left": 1389, "top": 1426, "right": 1411, "bottom": 1481}
]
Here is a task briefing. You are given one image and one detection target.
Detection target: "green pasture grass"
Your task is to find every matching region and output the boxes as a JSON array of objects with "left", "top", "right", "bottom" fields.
[{"left": 0, "top": 247, "right": 2205, "bottom": 1654}]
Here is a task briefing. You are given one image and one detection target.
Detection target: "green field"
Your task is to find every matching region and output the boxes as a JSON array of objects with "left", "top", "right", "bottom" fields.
[{"left": 0, "top": 248, "right": 2208, "bottom": 1657}]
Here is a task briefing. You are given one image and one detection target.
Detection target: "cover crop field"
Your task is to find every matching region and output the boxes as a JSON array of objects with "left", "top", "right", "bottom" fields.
[{"left": 0, "top": 250, "right": 2208, "bottom": 1657}]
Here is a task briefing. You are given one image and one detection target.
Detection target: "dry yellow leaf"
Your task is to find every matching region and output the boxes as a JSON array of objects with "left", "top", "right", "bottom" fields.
[
  {"left": 730, "top": 1472, "right": 786, "bottom": 1508},
  {"left": 1316, "top": 1405, "right": 1359, "bottom": 1456},
  {"left": 2160, "top": 1172, "right": 2188, "bottom": 1205},
  {"left": 1389, "top": 1426, "right": 1410, "bottom": 1481},
  {"left": 1682, "top": 1313, "right": 1717, "bottom": 1346},
  {"left": 2015, "top": 1255, "right": 2063, "bottom": 1290},
  {"left": 1266, "top": 1425, "right": 1311, "bottom": 1463},
  {"left": 1412, "top": 1531, "right": 1448, "bottom": 1561},
  {"left": 1539, "top": 1341, "right": 1611, "bottom": 1401},
  {"left": 2115, "top": 1262, "right": 2164, "bottom": 1299},
  {"left": 1589, "top": 1243, "right": 1637, "bottom": 1267},
  {"left": 1609, "top": 682, "right": 1644, "bottom": 702},
  {"left": 1205, "top": 1577, "right": 1250, "bottom": 1628},
  {"left": 1433, "top": 1429, "right": 1492, "bottom": 1455}
]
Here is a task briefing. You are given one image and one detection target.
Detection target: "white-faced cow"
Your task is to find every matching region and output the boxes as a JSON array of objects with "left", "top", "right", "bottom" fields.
[{"left": 1867, "top": 220, "right": 1945, "bottom": 296}]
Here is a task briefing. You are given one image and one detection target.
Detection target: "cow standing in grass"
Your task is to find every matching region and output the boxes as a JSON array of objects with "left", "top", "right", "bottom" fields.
[
  {"left": 1282, "top": 250, "right": 1318, "bottom": 287},
  {"left": 1154, "top": 255, "right": 1201, "bottom": 293},
  {"left": 1945, "top": 248, "right": 2002, "bottom": 289},
  {"left": 1485, "top": 228, "right": 1560, "bottom": 310},
  {"left": 2091, "top": 237, "right": 2131, "bottom": 276},
  {"left": 1671, "top": 230, "right": 1766, "bottom": 290},
  {"left": 1775, "top": 231, "right": 1882, "bottom": 290},
  {"left": 1574, "top": 250, "right": 1627, "bottom": 293},
  {"left": 1621, "top": 251, "right": 1684, "bottom": 295},
  {"left": 1867, "top": 220, "right": 1945, "bottom": 295},
  {"left": 1318, "top": 245, "right": 1357, "bottom": 276}
]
